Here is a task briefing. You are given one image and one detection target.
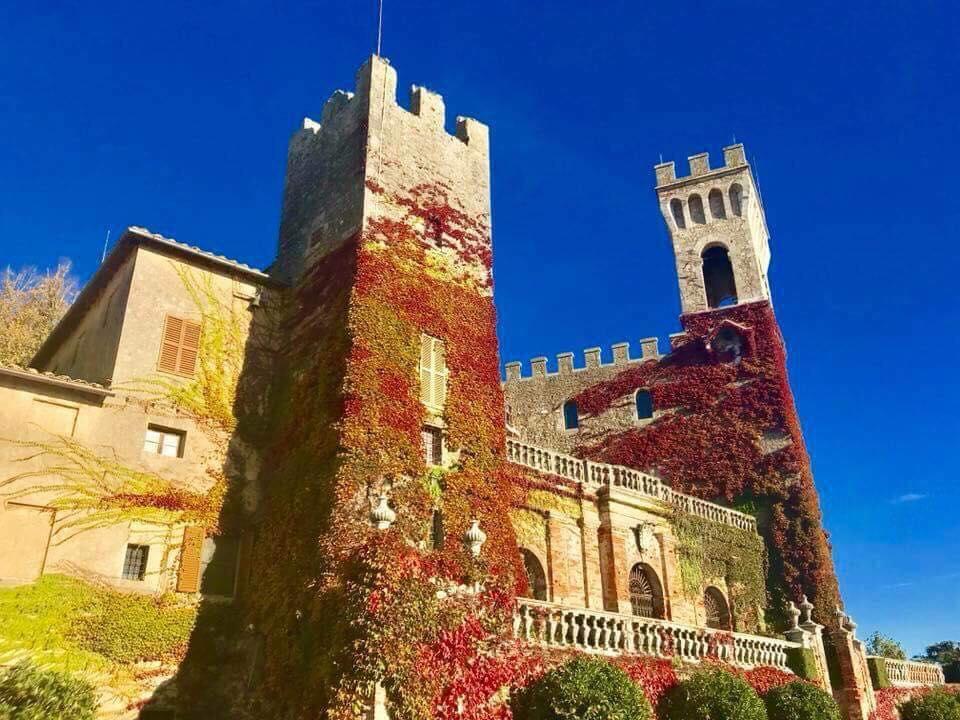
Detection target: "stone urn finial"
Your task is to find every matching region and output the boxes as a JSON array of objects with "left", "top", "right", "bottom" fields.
[
  {"left": 369, "top": 494, "right": 397, "bottom": 530},
  {"left": 463, "top": 519, "right": 487, "bottom": 558},
  {"left": 786, "top": 601, "right": 801, "bottom": 631},
  {"left": 800, "top": 594, "right": 814, "bottom": 625}
]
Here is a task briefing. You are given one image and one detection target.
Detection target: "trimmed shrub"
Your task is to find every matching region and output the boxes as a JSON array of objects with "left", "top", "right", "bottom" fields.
[
  {"left": 0, "top": 662, "right": 97, "bottom": 720},
  {"left": 786, "top": 647, "right": 822, "bottom": 683},
  {"left": 660, "top": 667, "right": 765, "bottom": 720},
  {"left": 764, "top": 680, "right": 840, "bottom": 720},
  {"left": 900, "top": 690, "right": 960, "bottom": 720},
  {"left": 510, "top": 656, "right": 652, "bottom": 720},
  {"left": 868, "top": 657, "right": 891, "bottom": 689}
]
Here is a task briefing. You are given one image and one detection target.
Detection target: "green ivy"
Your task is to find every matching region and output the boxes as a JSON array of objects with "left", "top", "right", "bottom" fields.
[
  {"left": 786, "top": 647, "right": 822, "bottom": 683},
  {"left": 670, "top": 510, "right": 768, "bottom": 632},
  {"left": 0, "top": 662, "right": 97, "bottom": 720},
  {"left": 867, "top": 657, "right": 891, "bottom": 690}
]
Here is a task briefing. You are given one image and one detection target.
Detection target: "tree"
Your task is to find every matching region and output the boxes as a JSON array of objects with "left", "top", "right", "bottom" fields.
[
  {"left": 917, "top": 641, "right": 960, "bottom": 683},
  {"left": 866, "top": 631, "right": 907, "bottom": 660},
  {"left": 0, "top": 262, "right": 77, "bottom": 366}
]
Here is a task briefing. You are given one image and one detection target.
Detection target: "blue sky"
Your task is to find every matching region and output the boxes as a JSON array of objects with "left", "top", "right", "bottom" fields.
[{"left": 1, "top": 1, "right": 957, "bottom": 654}]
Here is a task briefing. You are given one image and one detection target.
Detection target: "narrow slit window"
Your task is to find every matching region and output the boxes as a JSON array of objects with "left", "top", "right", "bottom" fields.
[
  {"left": 635, "top": 390, "right": 654, "bottom": 419},
  {"left": 562, "top": 400, "right": 579, "bottom": 430},
  {"left": 422, "top": 425, "right": 443, "bottom": 466},
  {"left": 688, "top": 194, "right": 706, "bottom": 225},
  {"left": 122, "top": 544, "right": 149, "bottom": 581}
]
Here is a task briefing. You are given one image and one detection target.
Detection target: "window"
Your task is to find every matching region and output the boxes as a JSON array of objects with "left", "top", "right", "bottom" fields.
[
  {"left": 199, "top": 536, "right": 240, "bottom": 597},
  {"left": 431, "top": 509, "right": 444, "bottom": 549},
  {"left": 122, "top": 544, "right": 149, "bottom": 581},
  {"left": 629, "top": 563, "right": 665, "bottom": 618},
  {"left": 729, "top": 183, "right": 743, "bottom": 217},
  {"left": 144, "top": 426, "right": 185, "bottom": 458},
  {"left": 670, "top": 198, "right": 686, "bottom": 229},
  {"left": 708, "top": 188, "right": 726, "bottom": 219},
  {"left": 704, "top": 587, "right": 732, "bottom": 630},
  {"left": 635, "top": 389, "right": 653, "bottom": 420},
  {"left": 562, "top": 400, "right": 579, "bottom": 430},
  {"left": 419, "top": 334, "right": 448, "bottom": 412},
  {"left": 158, "top": 315, "right": 201, "bottom": 377},
  {"left": 701, "top": 245, "right": 738, "bottom": 308},
  {"left": 422, "top": 425, "right": 443, "bottom": 466},
  {"left": 688, "top": 194, "right": 706, "bottom": 224},
  {"left": 713, "top": 327, "right": 745, "bottom": 363},
  {"left": 521, "top": 549, "right": 548, "bottom": 601}
]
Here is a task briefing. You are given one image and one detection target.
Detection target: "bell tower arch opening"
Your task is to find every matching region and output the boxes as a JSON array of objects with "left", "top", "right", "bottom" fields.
[{"left": 701, "top": 245, "right": 738, "bottom": 308}]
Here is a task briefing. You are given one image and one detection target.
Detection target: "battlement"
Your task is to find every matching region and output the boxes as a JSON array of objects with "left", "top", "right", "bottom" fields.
[
  {"left": 298, "top": 56, "right": 489, "bottom": 155},
  {"left": 654, "top": 143, "right": 747, "bottom": 188},
  {"left": 503, "top": 337, "right": 661, "bottom": 382}
]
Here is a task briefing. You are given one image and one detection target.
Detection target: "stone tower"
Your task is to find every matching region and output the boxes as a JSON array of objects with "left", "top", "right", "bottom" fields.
[
  {"left": 246, "top": 56, "right": 516, "bottom": 718},
  {"left": 654, "top": 145, "right": 771, "bottom": 315}
]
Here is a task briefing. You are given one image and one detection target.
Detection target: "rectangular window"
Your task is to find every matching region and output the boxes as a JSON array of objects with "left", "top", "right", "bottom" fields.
[
  {"left": 199, "top": 536, "right": 240, "bottom": 597},
  {"left": 422, "top": 425, "right": 443, "bottom": 466},
  {"left": 158, "top": 315, "right": 201, "bottom": 377},
  {"left": 143, "top": 426, "right": 185, "bottom": 458},
  {"left": 419, "top": 334, "right": 448, "bottom": 412},
  {"left": 122, "top": 544, "right": 149, "bottom": 581}
]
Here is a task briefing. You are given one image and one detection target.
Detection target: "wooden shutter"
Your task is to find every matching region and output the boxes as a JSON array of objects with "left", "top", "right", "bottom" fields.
[
  {"left": 176, "top": 525, "right": 205, "bottom": 593},
  {"left": 158, "top": 315, "right": 201, "bottom": 377},
  {"left": 419, "top": 334, "right": 447, "bottom": 412}
]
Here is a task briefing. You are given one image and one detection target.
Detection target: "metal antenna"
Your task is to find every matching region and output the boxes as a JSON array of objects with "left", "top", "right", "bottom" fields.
[
  {"left": 376, "top": 0, "right": 384, "bottom": 56},
  {"left": 100, "top": 229, "right": 111, "bottom": 264}
]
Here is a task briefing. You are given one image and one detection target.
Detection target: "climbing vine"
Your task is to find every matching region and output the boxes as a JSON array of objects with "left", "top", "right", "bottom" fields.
[
  {"left": 572, "top": 302, "right": 841, "bottom": 623},
  {"left": 671, "top": 511, "right": 769, "bottom": 632}
]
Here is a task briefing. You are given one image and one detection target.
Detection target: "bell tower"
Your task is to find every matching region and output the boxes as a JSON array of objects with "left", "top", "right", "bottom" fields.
[{"left": 654, "top": 145, "right": 771, "bottom": 315}]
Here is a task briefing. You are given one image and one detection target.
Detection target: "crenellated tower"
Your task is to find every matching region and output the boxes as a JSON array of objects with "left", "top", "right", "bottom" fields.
[
  {"left": 248, "top": 56, "right": 515, "bottom": 718},
  {"left": 655, "top": 145, "right": 771, "bottom": 315}
]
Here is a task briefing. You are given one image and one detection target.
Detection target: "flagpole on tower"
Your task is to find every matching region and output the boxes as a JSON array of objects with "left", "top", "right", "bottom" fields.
[{"left": 376, "top": 0, "right": 384, "bottom": 56}]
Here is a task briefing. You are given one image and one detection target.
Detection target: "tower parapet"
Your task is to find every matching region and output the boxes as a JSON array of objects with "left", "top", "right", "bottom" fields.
[{"left": 654, "top": 144, "right": 771, "bottom": 315}]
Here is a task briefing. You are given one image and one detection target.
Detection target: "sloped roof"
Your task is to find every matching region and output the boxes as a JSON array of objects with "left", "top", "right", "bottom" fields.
[{"left": 0, "top": 364, "right": 113, "bottom": 397}]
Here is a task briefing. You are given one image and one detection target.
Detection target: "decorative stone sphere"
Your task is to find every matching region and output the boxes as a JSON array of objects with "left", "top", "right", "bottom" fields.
[
  {"left": 463, "top": 519, "right": 487, "bottom": 558},
  {"left": 369, "top": 494, "right": 397, "bottom": 530}
]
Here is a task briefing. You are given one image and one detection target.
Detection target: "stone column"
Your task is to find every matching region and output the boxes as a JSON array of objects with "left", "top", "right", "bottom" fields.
[
  {"left": 579, "top": 511, "right": 605, "bottom": 610},
  {"left": 828, "top": 609, "right": 876, "bottom": 720},
  {"left": 596, "top": 488, "right": 631, "bottom": 614},
  {"left": 546, "top": 513, "right": 582, "bottom": 605},
  {"left": 784, "top": 597, "right": 832, "bottom": 693}
]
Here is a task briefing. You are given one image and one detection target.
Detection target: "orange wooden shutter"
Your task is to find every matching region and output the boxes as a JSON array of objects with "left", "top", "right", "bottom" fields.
[
  {"left": 177, "top": 525, "right": 205, "bottom": 593},
  {"left": 158, "top": 315, "right": 202, "bottom": 377},
  {"left": 178, "top": 320, "right": 201, "bottom": 376},
  {"left": 159, "top": 316, "right": 183, "bottom": 373}
]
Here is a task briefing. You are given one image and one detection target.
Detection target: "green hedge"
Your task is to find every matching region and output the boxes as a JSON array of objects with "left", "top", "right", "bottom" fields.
[
  {"left": 900, "top": 690, "right": 960, "bottom": 720},
  {"left": 786, "top": 647, "right": 822, "bottom": 683},
  {"left": 510, "top": 656, "right": 652, "bottom": 720},
  {"left": 69, "top": 589, "right": 198, "bottom": 664},
  {"left": 0, "top": 662, "right": 97, "bottom": 720},
  {"left": 867, "top": 657, "right": 891, "bottom": 689},
  {"left": 764, "top": 680, "right": 840, "bottom": 720},
  {"left": 660, "top": 667, "right": 765, "bottom": 720}
]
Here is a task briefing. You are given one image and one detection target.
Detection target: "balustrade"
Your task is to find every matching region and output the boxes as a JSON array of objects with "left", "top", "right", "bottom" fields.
[
  {"left": 506, "top": 439, "right": 756, "bottom": 533},
  {"left": 514, "top": 598, "right": 797, "bottom": 673},
  {"left": 873, "top": 657, "right": 946, "bottom": 688}
]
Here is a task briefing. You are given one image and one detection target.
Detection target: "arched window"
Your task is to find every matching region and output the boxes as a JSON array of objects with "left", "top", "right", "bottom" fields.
[
  {"left": 708, "top": 188, "right": 726, "bottom": 219},
  {"left": 629, "top": 563, "right": 665, "bottom": 618},
  {"left": 521, "top": 549, "right": 548, "bottom": 601},
  {"left": 704, "top": 587, "right": 732, "bottom": 630},
  {"left": 562, "top": 400, "right": 579, "bottom": 430},
  {"left": 688, "top": 194, "right": 706, "bottom": 224},
  {"left": 635, "top": 389, "right": 653, "bottom": 420},
  {"left": 713, "top": 327, "right": 745, "bottom": 363},
  {"left": 701, "top": 246, "right": 738, "bottom": 308},
  {"left": 670, "top": 198, "right": 686, "bottom": 229},
  {"left": 729, "top": 183, "right": 743, "bottom": 217}
]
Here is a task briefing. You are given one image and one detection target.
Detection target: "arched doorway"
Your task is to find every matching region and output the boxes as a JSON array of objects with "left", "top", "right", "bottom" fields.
[
  {"left": 521, "top": 549, "right": 548, "bottom": 601},
  {"left": 629, "top": 563, "right": 665, "bottom": 618},
  {"left": 704, "top": 586, "right": 732, "bottom": 630},
  {"left": 701, "top": 245, "right": 738, "bottom": 308}
]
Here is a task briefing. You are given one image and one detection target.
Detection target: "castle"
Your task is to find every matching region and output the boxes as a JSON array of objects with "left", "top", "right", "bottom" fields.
[{"left": 0, "top": 56, "right": 945, "bottom": 720}]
